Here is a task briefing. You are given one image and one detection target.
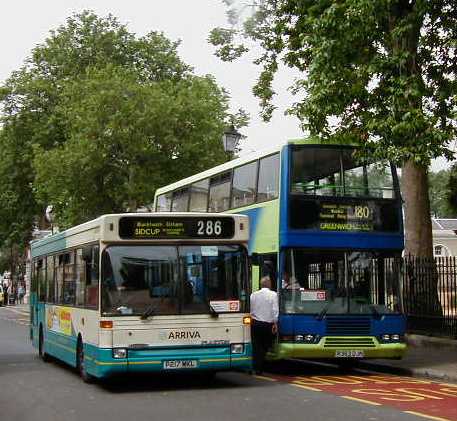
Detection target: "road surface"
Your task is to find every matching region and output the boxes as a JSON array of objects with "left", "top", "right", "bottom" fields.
[{"left": 1, "top": 305, "right": 456, "bottom": 421}]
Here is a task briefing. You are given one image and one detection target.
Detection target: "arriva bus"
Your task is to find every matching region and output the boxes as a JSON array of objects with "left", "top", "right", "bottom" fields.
[
  {"left": 154, "top": 139, "right": 406, "bottom": 362},
  {"left": 30, "top": 213, "right": 252, "bottom": 382}
]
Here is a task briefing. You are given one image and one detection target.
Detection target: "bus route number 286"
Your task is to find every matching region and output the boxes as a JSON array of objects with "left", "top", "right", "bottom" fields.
[{"left": 197, "top": 220, "right": 222, "bottom": 236}]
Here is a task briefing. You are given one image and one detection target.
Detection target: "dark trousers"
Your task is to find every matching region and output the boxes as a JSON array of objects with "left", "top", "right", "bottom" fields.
[{"left": 251, "top": 319, "right": 274, "bottom": 373}]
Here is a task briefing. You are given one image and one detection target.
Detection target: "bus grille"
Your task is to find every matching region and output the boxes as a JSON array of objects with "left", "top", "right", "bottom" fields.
[
  {"left": 325, "top": 316, "right": 371, "bottom": 335},
  {"left": 323, "top": 337, "right": 376, "bottom": 348}
]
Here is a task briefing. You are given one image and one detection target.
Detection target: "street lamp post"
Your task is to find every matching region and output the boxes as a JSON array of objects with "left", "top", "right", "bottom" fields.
[{"left": 221, "top": 125, "right": 242, "bottom": 157}]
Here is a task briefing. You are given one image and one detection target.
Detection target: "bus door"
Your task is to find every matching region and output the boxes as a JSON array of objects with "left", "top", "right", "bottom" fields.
[{"left": 252, "top": 253, "right": 277, "bottom": 292}]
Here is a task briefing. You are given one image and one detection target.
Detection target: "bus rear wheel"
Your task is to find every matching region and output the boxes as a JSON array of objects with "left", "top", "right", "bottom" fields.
[
  {"left": 77, "top": 339, "right": 94, "bottom": 383},
  {"left": 38, "top": 327, "right": 50, "bottom": 362}
]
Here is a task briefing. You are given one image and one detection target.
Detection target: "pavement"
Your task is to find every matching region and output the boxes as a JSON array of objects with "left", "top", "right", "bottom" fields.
[{"left": 358, "top": 334, "right": 457, "bottom": 384}]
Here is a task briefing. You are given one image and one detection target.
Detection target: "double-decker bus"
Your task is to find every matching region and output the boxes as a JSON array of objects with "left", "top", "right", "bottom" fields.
[
  {"left": 30, "top": 213, "right": 252, "bottom": 382},
  {"left": 154, "top": 139, "right": 406, "bottom": 361}
]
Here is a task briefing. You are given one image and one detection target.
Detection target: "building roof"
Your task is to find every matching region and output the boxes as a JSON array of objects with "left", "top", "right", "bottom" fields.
[{"left": 432, "top": 218, "right": 457, "bottom": 230}]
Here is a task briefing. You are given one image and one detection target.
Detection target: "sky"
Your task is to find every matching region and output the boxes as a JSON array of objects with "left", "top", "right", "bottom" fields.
[{"left": 0, "top": 0, "right": 451, "bottom": 170}]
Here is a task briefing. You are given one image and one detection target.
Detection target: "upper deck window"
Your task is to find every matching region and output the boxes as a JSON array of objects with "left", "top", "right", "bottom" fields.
[
  {"left": 171, "top": 188, "right": 190, "bottom": 212},
  {"left": 189, "top": 179, "right": 209, "bottom": 212},
  {"left": 257, "top": 154, "right": 280, "bottom": 202},
  {"left": 291, "top": 147, "right": 395, "bottom": 199},
  {"left": 156, "top": 192, "right": 172, "bottom": 212},
  {"left": 209, "top": 171, "right": 232, "bottom": 212},
  {"left": 231, "top": 161, "right": 257, "bottom": 208}
]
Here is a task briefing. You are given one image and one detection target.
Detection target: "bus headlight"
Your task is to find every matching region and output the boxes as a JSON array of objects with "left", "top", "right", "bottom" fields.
[
  {"left": 293, "top": 334, "right": 317, "bottom": 343},
  {"left": 380, "top": 334, "right": 402, "bottom": 343},
  {"left": 231, "top": 344, "right": 244, "bottom": 354},
  {"left": 113, "top": 348, "right": 127, "bottom": 359}
]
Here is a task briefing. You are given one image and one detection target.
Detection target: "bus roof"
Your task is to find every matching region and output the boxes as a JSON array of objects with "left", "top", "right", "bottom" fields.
[
  {"left": 155, "top": 144, "right": 283, "bottom": 197},
  {"left": 154, "top": 137, "right": 358, "bottom": 197}
]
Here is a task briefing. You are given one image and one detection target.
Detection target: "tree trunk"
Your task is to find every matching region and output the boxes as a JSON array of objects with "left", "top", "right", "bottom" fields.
[
  {"left": 401, "top": 160, "right": 433, "bottom": 257},
  {"left": 401, "top": 160, "right": 442, "bottom": 321}
]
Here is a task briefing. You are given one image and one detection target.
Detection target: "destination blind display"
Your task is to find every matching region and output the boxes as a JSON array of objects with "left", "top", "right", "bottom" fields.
[
  {"left": 319, "top": 202, "right": 375, "bottom": 231},
  {"left": 118, "top": 216, "right": 235, "bottom": 239},
  {"left": 289, "top": 198, "right": 400, "bottom": 232}
]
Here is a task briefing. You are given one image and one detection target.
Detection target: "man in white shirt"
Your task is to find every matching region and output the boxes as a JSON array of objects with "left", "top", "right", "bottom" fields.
[{"left": 250, "top": 276, "right": 279, "bottom": 374}]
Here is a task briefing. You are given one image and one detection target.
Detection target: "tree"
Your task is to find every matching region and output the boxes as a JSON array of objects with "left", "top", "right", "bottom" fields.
[
  {"left": 33, "top": 65, "right": 230, "bottom": 227},
  {"left": 210, "top": 0, "right": 457, "bottom": 257},
  {"left": 428, "top": 169, "right": 454, "bottom": 218},
  {"left": 0, "top": 11, "right": 236, "bottom": 235}
]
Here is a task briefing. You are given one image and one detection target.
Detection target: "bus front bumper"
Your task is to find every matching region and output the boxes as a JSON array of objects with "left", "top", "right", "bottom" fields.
[
  {"left": 269, "top": 337, "right": 407, "bottom": 360},
  {"left": 85, "top": 344, "right": 252, "bottom": 378}
]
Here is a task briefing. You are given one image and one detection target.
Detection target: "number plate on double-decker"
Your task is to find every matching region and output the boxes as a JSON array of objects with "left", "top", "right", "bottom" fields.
[
  {"left": 163, "top": 360, "right": 198, "bottom": 369},
  {"left": 335, "top": 350, "right": 365, "bottom": 358}
]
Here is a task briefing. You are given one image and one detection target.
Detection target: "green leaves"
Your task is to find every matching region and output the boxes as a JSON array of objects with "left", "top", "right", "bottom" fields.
[
  {"left": 208, "top": 28, "right": 249, "bottom": 61},
  {"left": 211, "top": 0, "right": 456, "bottom": 256},
  {"left": 0, "top": 11, "right": 232, "bottom": 238},
  {"left": 210, "top": 0, "right": 456, "bottom": 164},
  {"left": 428, "top": 169, "right": 454, "bottom": 218}
]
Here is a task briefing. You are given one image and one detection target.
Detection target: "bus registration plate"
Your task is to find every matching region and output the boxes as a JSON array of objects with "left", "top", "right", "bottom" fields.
[
  {"left": 335, "top": 350, "right": 364, "bottom": 358},
  {"left": 163, "top": 360, "right": 198, "bottom": 369}
]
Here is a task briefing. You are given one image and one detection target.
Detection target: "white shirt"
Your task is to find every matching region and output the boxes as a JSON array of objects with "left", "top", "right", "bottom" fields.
[{"left": 250, "top": 288, "right": 279, "bottom": 323}]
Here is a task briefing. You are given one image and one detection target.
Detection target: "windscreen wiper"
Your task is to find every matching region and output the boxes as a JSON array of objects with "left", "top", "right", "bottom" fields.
[
  {"left": 206, "top": 301, "right": 219, "bottom": 318},
  {"left": 316, "top": 303, "right": 331, "bottom": 320},
  {"left": 140, "top": 304, "right": 157, "bottom": 320},
  {"left": 369, "top": 304, "right": 382, "bottom": 319}
]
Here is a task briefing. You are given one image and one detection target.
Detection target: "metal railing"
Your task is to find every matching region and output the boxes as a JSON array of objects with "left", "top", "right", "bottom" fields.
[{"left": 402, "top": 256, "right": 457, "bottom": 339}]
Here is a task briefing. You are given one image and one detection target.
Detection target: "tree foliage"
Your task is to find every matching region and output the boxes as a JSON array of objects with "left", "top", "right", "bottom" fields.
[
  {"left": 446, "top": 164, "right": 457, "bottom": 216},
  {"left": 0, "top": 11, "right": 235, "bottom": 236},
  {"left": 428, "top": 169, "right": 454, "bottom": 218},
  {"left": 210, "top": 0, "right": 457, "bottom": 256}
]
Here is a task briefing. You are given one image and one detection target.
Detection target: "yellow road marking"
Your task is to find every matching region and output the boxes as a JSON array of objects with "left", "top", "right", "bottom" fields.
[
  {"left": 404, "top": 411, "right": 453, "bottom": 421},
  {"left": 341, "top": 395, "right": 381, "bottom": 406},
  {"left": 292, "top": 383, "right": 322, "bottom": 392},
  {"left": 439, "top": 383, "right": 457, "bottom": 388},
  {"left": 254, "top": 375, "right": 277, "bottom": 382}
]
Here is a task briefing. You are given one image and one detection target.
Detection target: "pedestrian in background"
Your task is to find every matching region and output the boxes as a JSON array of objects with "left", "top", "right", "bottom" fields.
[
  {"left": 17, "top": 284, "right": 25, "bottom": 304},
  {"left": 7, "top": 284, "right": 15, "bottom": 305},
  {"left": 250, "top": 276, "right": 279, "bottom": 375},
  {"left": 3, "top": 281, "right": 9, "bottom": 306}
]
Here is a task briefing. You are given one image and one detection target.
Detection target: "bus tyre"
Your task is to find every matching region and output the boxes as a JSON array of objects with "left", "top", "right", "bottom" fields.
[
  {"left": 77, "top": 339, "right": 94, "bottom": 383},
  {"left": 38, "top": 327, "right": 50, "bottom": 362}
]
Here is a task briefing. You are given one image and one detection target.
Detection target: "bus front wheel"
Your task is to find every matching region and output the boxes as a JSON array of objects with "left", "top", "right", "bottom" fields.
[
  {"left": 77, "top": 338, "right": 94, "bottom": 383},
  {"left": 38, "top": 327, "right": 50, "bottom": 362}
]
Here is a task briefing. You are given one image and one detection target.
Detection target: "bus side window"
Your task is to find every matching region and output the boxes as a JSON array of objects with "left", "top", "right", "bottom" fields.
[
  {"left": 37, "top": 259, "right": 46, "bottom": 302},
  {"left": 56, "top": 255, "right": 65, "bottom": 304},
  {"left": 47, "top": 255, "right": 55, "bottom": 303},
  {"left": 75, "top": 249, "right": 86, "bottom": 307},
  {"left": 83, "top": 245, "right": 99, "bottom": 309},
  {"left": 31, "top": 261, "right": 36, "bottom": 296},
  {"left": 63, "top": 252, "right": 76, "bottom": 305}
]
